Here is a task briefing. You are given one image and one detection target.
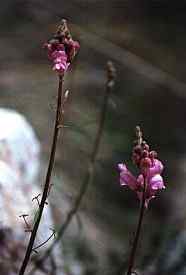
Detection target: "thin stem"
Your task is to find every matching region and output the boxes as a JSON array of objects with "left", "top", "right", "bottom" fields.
[
  {"left": 29, "top": 77, "right": 114, "bottom": 275},
  {"left": 32, "top": 231, "right": 55, "bottom": 251},
  {"left": 19, "top": 75, "right": 64, "bottom": 275},
  {"left": 126, "top": 179, "right": 146, "bottom": 275},
  {"left": 118, "top": 178, "right": 146, "bottom": 275}
]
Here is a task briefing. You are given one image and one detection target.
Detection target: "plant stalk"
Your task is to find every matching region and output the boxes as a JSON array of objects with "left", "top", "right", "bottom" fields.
[
  {"left": 19, "top": 75, "right": 64, "bottom": 275},
  {"left": 29, "top": 77, "right": 114, "bottom": 275},
  {"left": 118, "top": 178, "right": 146, "bottom": 275},
  {"left": 126, "top": 179, "right": 146, "bottom": 275}
]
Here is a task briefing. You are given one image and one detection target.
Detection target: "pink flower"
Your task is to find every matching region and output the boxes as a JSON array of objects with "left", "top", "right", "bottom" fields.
[
  {"left": 51, "top": 50, "right": 70, "bottom": 73},
  {"left": 44, "top": 20, "right": 80, "bottom": 75},
  {"left": 118, "top": 159, "right": 165, "bottom": 207},
  {"left": 44, "top": 43, "right": 70, "bottom": 74}
]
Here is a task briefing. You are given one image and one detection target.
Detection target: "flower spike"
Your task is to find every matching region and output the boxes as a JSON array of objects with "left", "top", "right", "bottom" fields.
[
  {"left": 44, "top": 19, "right": 80, "bottom": 75},
  {"left": 118, "top": 126, "right": 165, "bottom": 207}
]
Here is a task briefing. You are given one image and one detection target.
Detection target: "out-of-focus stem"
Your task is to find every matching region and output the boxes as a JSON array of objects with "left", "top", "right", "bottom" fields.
[
  {"left": 29, "top": 62, "right": 116, "bottom": 274},
  {"left": 19, "top": 75, "right": 64, "bottom": 275}
]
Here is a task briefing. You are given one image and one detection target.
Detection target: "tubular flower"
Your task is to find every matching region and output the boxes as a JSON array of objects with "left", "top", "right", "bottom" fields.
[
  {"left": 118, "top": 127, "right": 165, "bottom": 207},
  {"left": 44, "top": 20, "right": 80, "bottom": 74},
  {"left": 118, "top": 159, "right": 165, "bottom": 207}
]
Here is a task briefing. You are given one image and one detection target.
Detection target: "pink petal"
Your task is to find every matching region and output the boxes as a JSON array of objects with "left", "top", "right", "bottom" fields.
[
  {"left": 55, "top": 57, "right": 63, "bottom": 63},
  {"left": 54, "top": 64, "right": 61, "bottom": 70},
  {"left": 51, "top": 50, "right": 67, "bottom": 60},
  {"left": 118, "top": 164, "right": 138, "bottom": 190},
  {"left": 118, "top": 163, "right": 125, "bottom": 171},
  {"left": 148, "top": 159, "right": 163, "bottom": 177},
  {"left": 150, "top": 174, "right": 165, "bottom": 190}
]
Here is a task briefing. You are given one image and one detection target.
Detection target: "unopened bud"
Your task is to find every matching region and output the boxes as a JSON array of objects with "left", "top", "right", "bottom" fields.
[
  {"left": 140, "top": 157, "right": 151, "bottom": 168},
  {"left": 143, "top": 144, "right": 149, "bottom": 151},
  {"left": 149, "top": 150, "right": 158, "bottom": 159},
  {"left": 132, "top": 153, "right": 141, "bottom": 165},
  {"left": 142, "top": 150, "right": 149, "bottom": 158}
]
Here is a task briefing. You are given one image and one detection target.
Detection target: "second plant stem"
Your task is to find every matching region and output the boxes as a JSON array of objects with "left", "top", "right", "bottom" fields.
[
  {"left": 29, "top": 78, "right": 113, "bottom": 274},
  {"left": 125, "top": 177, "right": 146, "bottom": 275}
]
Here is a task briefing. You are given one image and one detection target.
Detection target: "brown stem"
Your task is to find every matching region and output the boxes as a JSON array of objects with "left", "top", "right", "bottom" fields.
[
  {"left": 28, "top": 77, "right": 114, "bottom": 275},
  {"left": 125, "top": 179, "right": 146, "bottom": 275},
  {"left": 18, "top": 75, "right": 64, "bottom": 275},
  {"left": 118, "top": 178, "right": 146, "bottom": 275}
]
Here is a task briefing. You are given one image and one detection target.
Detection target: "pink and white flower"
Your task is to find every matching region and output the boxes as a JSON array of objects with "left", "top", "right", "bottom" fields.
[
  {"left": 118, "top": 158, "right": 165, "bottom": 207},
  {"left": 44, "top": 36, "right": 80, "bottom": 74}
]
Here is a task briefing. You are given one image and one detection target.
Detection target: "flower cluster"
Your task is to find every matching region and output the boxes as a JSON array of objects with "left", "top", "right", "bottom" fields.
[
  {"left": 118, "top": 126, "right": 165, "bottom": 207},
  {"left": 44, "top": 19, "right": 80, "bottom": 74}
]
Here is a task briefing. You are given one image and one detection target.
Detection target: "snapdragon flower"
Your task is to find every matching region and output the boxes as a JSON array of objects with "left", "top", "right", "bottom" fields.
[
  {"left": 118, "top": 127, "right": 165, "bottom": 207},
  {"left": 44, "top": 19, "right": 80, "bottom": 74}
]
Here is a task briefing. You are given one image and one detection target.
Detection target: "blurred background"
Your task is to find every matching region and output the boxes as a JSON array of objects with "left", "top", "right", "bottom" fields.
[{"left": 1, "top": 1, "right": 186, "bottom": 274}]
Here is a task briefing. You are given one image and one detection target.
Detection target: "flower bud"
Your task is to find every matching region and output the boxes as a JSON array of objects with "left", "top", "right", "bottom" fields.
[
  {"left": 133, "top": 145, "right": 142, "bottom": 155},
  {"left": 142, "top": 150, "right": 149, "bottom": 158},
  {"left": 149, "top": 151, "right": 158, "bottom": 159},
  {"left": 140, "top": 157, "right": 152, "bottom": 169},
  {"left": 132, "top": 153, "right": 141, "bottom": 165},
  {"left": 143, "top": 143, "right": 149, "bottom": 151}
]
